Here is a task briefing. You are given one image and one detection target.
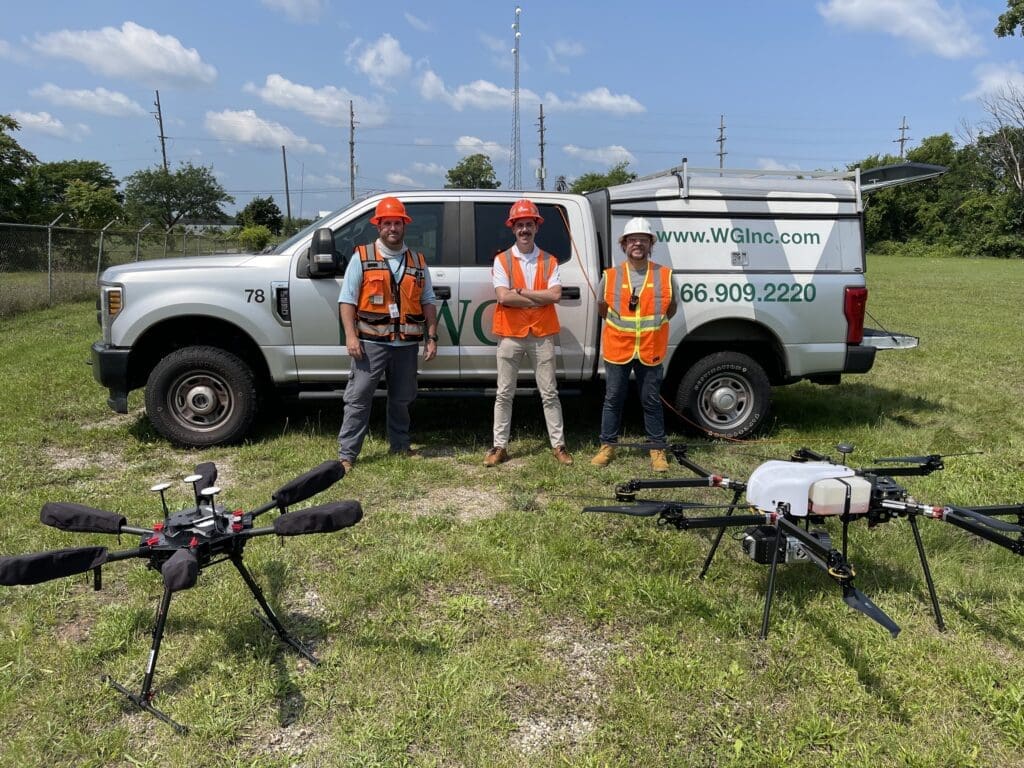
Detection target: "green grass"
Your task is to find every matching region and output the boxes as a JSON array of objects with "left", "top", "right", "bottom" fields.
[
  {"left": 0, "top": 271, "right": 97, "bottom": 317},
  {"left": 0, "top": 253, "right": 1023, "bottom": 766}
]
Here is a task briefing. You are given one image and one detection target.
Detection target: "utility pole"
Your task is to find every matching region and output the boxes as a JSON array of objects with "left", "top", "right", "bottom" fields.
[
  {"left": 153, "top": 90, "right": 169, "bottom": 172},
  {"left": 716, "top": 114, "right": 727, "bottom": 171},
  {"left": 894, "top": 116, "right": 911, "bottom": 159},
  {"left": 536, "top": 103, "right": 546, "bottom": 190},
  {"left": 349, "top": 100, "right": 358, "bottom": 201},
  {"left": 281, "top": 145, "right": 292, "bottom": 224}
]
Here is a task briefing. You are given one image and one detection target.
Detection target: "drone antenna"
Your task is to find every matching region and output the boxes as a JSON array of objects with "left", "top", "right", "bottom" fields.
[
  {"left": 836, "top": 443, "right": 854, "bottom": 458},
  {"left": 183, "top": 473, "right": 202, "bottom": 510},
  {"left": 150, "top": 482, "right": 172, "bottom": 519},
  {"left": 199, "top": 486, "right": 220, "bottom": 512}
]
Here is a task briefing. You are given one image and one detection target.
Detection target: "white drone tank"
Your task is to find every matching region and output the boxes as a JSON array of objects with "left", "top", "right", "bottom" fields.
[{"left": 746, "top": 460, "right": 872, "bottom": 517}]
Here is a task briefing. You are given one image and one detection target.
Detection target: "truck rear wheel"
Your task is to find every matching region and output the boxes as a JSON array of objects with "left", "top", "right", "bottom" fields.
[
  {"left": 145, "top": 346, "right": 258, "bottom": 447},
  {"left": 675, "top": 351, "right": 769, "bottom": 438}
]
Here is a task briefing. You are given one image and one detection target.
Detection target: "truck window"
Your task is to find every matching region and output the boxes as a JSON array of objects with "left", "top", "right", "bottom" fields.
[
  {"left": 332, "top": 202, "right": 446, "bottom": 268},
  {"left": 473, "top": 203, "right": 571, "bottom": 265}
]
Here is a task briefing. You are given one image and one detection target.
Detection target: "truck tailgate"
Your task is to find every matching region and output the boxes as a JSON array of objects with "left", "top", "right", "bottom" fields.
[{"left": 862, "top": 327, "right": 919, "bottom": 350}]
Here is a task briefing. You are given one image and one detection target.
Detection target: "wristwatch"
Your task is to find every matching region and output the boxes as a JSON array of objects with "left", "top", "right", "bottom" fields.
[{"left": 427, "top": 333, "right": 439, "bottom": 342}]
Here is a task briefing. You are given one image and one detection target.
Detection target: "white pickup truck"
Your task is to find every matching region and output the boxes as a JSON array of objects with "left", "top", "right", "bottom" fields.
[{"left": 92, "top": 163, "right": 935, "bottom": 447}]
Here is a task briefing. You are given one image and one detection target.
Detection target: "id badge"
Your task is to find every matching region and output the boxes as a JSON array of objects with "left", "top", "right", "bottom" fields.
[
  {"left": 370, "top": 294, "right": 384, "bottom": 306},
  {"left": 388, "top": 302, "right": 400, "bottom": 319}
]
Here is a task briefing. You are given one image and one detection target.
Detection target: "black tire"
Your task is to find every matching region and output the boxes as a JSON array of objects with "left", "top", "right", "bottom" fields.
[
  {"left": 145, "top": 346, "right": 258, "bottom": 447},
  {"left": 676, "top": 351, "right": 770, "bottom": 438}
]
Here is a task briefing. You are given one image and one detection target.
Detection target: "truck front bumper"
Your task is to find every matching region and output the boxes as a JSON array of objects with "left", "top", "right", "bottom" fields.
[{"left": 91, "top": 342, "right": 130, "bottom": 413}]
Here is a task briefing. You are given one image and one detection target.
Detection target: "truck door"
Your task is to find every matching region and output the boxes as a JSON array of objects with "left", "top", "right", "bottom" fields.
[
  {"left": 287, "top": 200, "right": 460, "bottom": 383},
  {"left": 457, "top": 199, "right": 596, "bottom": 382}
]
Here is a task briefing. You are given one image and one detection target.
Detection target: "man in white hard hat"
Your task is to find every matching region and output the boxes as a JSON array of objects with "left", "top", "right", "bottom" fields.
[{"left": 591, "top": 217, "right": 677, "bottom": 471}]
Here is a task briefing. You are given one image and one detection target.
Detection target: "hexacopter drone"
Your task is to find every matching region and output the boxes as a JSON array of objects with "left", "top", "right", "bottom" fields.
[
  {"left": 585, "top": 444, "right": 1022, "bottom": 639},
  {"left": 0, "top": 460, "right": 361, "bottom": 732}
]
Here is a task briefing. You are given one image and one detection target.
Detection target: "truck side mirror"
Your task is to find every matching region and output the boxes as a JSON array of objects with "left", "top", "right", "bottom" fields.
[{"left": 308, "top": 228, "right": 339, "bottom": 277}]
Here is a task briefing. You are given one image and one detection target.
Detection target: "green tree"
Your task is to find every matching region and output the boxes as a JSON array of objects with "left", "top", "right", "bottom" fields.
[
  {"left": 238, "top": 224, "right": 273, "bottom": 252},
  {"left": 569, "top": 161, "right": 637, "bottom": 194},
  {"left": 995, "top": 0, "right": 1024, "bottom": 36},
  {"left": 64, "top": 179, "right": 124, "bottom": 229},
  {"left": 21, "top": 159, "right": 120, "bottom": 224},
  {"left": 123, "top": 162, "right": 234, "bottom": 230},
  {"left": 445, "top": 154, "right": 500, "bottom": 189},
  {"left": 237, "top": 195, "right": 284, "bottom": 234},
  {"left": 0, "top": 115, "right": 38, "bottom": 221}
]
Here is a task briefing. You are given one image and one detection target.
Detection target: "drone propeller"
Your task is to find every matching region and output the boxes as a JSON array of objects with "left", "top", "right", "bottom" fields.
[
  {"left": 842, "top": 584, "right": 901, "bottom": 637},
  {"left": 873, "top": 451, "right": 981, "bottom": 465},
  {"left": 583, "top": 502, "right": 667, "bottom": 517},
  {"left": 41, "top": 502, "right": 126, "bottom": 534},
  {"left": 271, "top": 461, "right": 345, "bottom": 508},
  {"left": 273, "top": 501, "right": 363, "bottom": 536},
  {"left": 0, "top": 546, "right": 108, "bottom": 586}
]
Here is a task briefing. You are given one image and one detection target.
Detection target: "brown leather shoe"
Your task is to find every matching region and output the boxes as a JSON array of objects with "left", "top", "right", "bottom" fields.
[
  {"left": 483, "top": 446, "right": 509, "bottom": 467},
  {"left": 553, "top": 445, "right": 574, "bottom": 465}
]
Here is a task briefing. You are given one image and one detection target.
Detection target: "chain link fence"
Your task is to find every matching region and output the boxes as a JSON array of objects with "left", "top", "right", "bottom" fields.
[{"left": 0, "top": 223, "right": 247, "bottom": 318}]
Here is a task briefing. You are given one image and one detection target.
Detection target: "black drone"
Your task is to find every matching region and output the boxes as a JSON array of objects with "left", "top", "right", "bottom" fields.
[
  {"left": 585, "top": 444, "right": 1023, "bottom": 639},
  {"left": 0, "top": 460, "right": 361, "bottom": 732}
]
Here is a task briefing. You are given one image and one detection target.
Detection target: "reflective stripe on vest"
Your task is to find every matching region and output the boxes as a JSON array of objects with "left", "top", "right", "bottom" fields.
[
  {"left": 355, "top": 242, "right": 427, "bottom": 342},
  {"left": 602, "top": 262, "right": 672, "bottom": 365},
  {"left": 491, "top": 249, "right": 561, "bottom": 338}
]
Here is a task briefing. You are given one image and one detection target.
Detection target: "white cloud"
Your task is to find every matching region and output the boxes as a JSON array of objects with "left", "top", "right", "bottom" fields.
[
  {"left": 546, "top": 39, "right": 585, "bottom": 74},
  {"left": 204, "top": 109, "right": 325, "bottom": 154},
  {"left": 32, "top": 22, "right": 216, "bottom": 86},
  {"left": 261, "top": 0, "right": 325, "bottom": 23},
  {"left": 563, "top": 144, "right": 635, "bottom": 166},
  {"left": 545, "top": 87, "right": 645, "bottom": 114},
  {"left": 420, "top": 70, "right": 642, "bottom": 115},
  {"left": 404, "top": 12, "right": 431, "bottom": 32},
  {"left": 30, "top": 83, "right": 147, "bottom": 117},
  {"left": 455, "top": 136, "right": 505, "bottom": 157},
  {"left": 757, "top": 158, "right": 803, "bottom": 171},
  {"left": 964, "top": 61, "right": 1024, "bottom": 100},
  {"left": 818, "top": 0, "right": 983, "bottom": 59},
  {"left": 12, "top": 110, "right": 90, "bottom": 140},
  {"left": 304, "top": 172, "right": 345, "bottom": 189},
  {"left": 244, "top": 74, "right": 388, "bottom": 128},
  {"left": 387, "top": 172, "right": 420, "bottom": 187},
  {"left": 411, "top": 161, "right": 446, "bottom": 177},
  {"left": 346, "top": 34, "right": 412, "bottom": 88}
]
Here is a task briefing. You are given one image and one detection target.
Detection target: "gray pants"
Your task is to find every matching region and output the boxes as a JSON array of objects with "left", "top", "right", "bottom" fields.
[{"left": 338, "top": 342, "right": 419, "bottom": 462}]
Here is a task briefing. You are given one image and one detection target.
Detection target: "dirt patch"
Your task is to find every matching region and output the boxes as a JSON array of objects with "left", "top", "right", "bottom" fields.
[
  {"left": 420, "top": 485, "right": 506, "bottom": 522},
  {"left": 509, "top": 620, "right": 623, "bottom": 757},
  {"left": 45, "top": 445, "right": 126, "bottom": 472}
]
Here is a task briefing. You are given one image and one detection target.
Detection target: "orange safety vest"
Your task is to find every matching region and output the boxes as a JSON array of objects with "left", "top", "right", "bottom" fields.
[
  {"left": 602, "top": 261, "right": 672, "bottom": 365},
  {"left": 355, "top": 242, "right": 428, "bottom": 342},
  {"left": 491, "top": 249, "right": 561, "bottom": 338}
]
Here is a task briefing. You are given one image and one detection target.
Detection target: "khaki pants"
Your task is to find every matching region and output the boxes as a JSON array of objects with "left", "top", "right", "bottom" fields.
[{"left": 493, "top": 334, "right": 565, "bottom": 449}]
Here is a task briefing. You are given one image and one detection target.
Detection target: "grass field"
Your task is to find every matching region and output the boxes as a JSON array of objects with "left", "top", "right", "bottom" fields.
[{"left": 0, "top": 254, "right": 1022, "bottom": 767}]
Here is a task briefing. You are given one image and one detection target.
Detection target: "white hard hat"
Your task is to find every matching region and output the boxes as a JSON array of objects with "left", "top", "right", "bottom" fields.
[{"left": 619, "top": 217, "right": 655, "bottom": 243}]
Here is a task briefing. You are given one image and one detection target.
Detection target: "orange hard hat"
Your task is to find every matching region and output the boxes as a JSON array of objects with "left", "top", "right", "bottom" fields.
[
  {"left": 505, "top": 199, "right": 544, "bottom": 228},
  {"left": 370, "top": 197, "right": 412, "bottom": 225}
]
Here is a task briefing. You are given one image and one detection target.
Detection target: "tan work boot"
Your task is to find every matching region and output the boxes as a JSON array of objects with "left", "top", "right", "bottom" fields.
[
  {"left": 484, "top": 446, "right": 509, "bottom": 467},
  {"left": 339, "top": 459, "right": 354, "bottom": 475},
  {"left": 590, "top": 444, "right": 615, "bottom": 467},
  {"left": 650, "top": 449, "right": 670, "bottom": 473},
  {"left": 553, "top": 445, "right": 574, "bottom": 465}
]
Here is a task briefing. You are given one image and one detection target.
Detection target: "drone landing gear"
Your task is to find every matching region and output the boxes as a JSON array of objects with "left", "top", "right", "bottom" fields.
[{"left": 105, "top": 554, "right": 320, "bottom": 732}]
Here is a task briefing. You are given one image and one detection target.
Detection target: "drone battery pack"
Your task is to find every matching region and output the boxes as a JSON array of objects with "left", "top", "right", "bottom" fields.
[
  {"left": 807, "top": 476, "right": 872, "bottom": 516},
  {"left": 742, "top": 526, "right": 786, "bottom": 565}
]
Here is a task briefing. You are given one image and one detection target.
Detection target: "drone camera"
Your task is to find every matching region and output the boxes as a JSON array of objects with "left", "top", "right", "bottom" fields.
[{"left": 742, "top": 526, "right": 832, "bottom": 565}]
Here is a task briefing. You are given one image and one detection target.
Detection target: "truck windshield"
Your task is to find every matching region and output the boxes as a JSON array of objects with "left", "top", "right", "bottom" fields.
[{"left": 268, "top": 206, "right": 347, "bottom": 255}]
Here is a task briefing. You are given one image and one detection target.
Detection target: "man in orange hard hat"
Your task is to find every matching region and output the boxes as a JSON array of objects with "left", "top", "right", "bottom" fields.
[
  {"left": 337, "top": 197, "right": 439, "bottom": 471},
  {"left": 484, "top": 199, "right": 572, "bottom": 467}
]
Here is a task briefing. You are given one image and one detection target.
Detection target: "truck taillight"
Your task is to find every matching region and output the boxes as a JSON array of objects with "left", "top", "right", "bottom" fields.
[{"left": 844, "top": 286, "right": 867, "bottom": 344}]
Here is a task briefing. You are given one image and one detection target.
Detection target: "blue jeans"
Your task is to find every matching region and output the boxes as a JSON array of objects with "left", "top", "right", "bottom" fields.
[{"left": 599, "top": 360, "right": 666, "bottom": 446}]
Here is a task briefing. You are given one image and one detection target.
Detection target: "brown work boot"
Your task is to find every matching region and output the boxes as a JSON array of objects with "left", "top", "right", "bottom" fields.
[
  {"left": 553, "top": 445, "right": 573, "bottom": 465},
  {"left": 483, "top": 446, "right": 509, "bottom": 467},
  {"left": 590, "top": 444, "right": 615, "bottom": 467},
  {"left": 339, "top": 459, "right": 354, "bottom": 475},
  {"left": 650, "top": 449, "right": 670, "bottom": 473}
]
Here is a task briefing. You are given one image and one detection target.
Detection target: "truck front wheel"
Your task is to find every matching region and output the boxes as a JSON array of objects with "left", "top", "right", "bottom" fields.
[
  {"left": 145, "top": 346, "right": 258, "bottom": 447},
  {"left": 675, "top": 351, "right": 770, "bottom": 438}
]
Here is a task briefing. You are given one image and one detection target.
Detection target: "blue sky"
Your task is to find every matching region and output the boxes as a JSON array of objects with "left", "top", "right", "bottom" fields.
[{"left": 2, "top": 0, "right": 1022, "bottom": 218}]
